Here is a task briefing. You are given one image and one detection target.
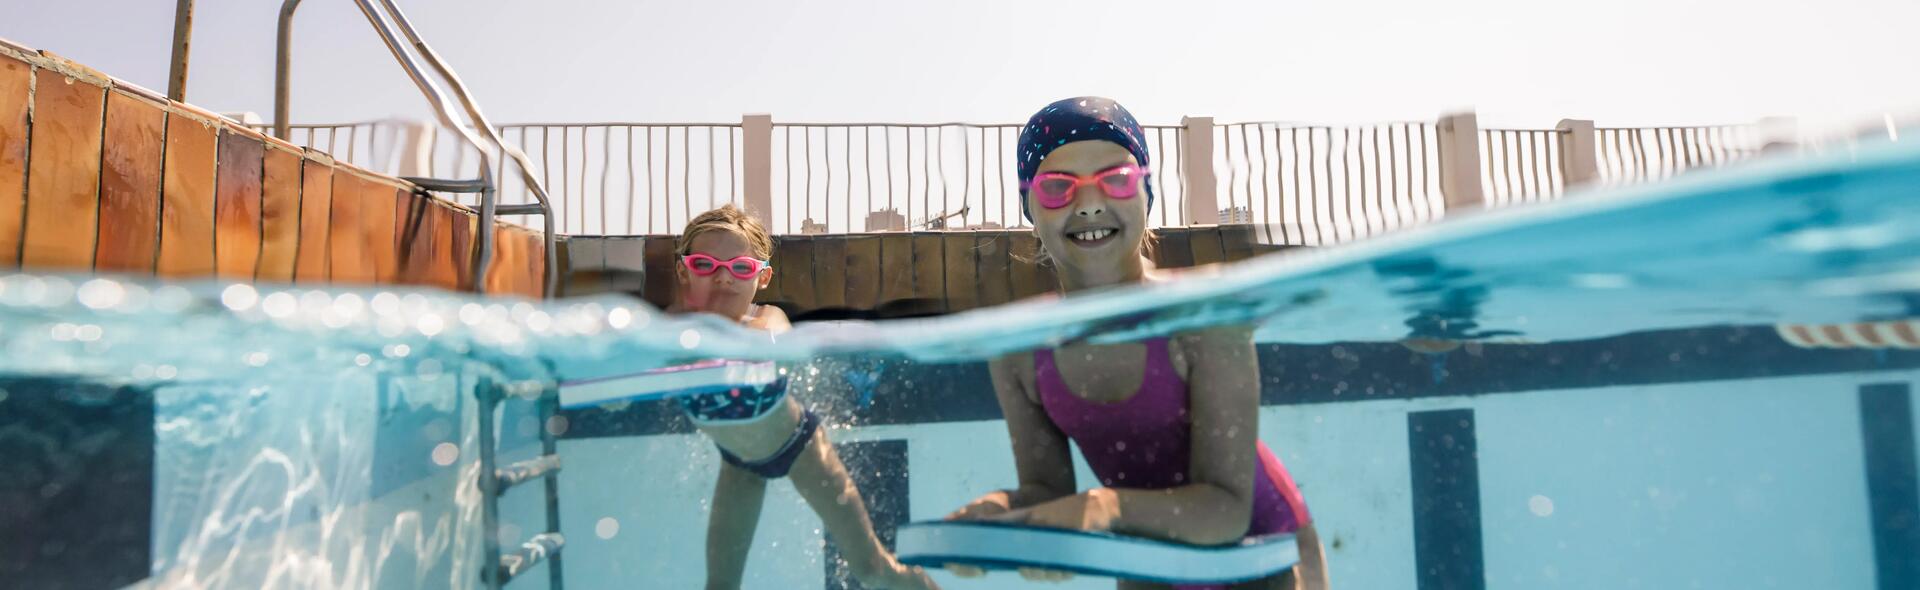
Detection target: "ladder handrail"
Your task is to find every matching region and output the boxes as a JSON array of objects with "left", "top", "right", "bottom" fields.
[{"left": 274, "top": 0, "right": 558, "bottom": 298}]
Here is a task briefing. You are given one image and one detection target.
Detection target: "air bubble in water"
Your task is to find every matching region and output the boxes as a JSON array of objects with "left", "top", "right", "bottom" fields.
[
  {"left": 155, "top": 365, "right": 177, "bottom": 380},
  {"left": 431, "top": 442, "right": 459, "bottom": 466},
  {"left": 608, "top": 307, "right": 632, "bottom": 329},
  {"left": 244, "top": 352, "right": 270, "bottom": 367},
  {"left": 546, "top": 416, "right": 570, "bottom": 436},
  {"left": 221, "top": 284, "right": 259, "bottom": 311},
  {"left": 418, "top": 314, "right": 446, "bottom": 337},
  {"left": 370, "top": 292, "right": 400, "bottom": 316},
  {"left": 262, "top": 292, "right": 298, "bottom": 319},
  {"left": 1529, "top": 495, "right": 1555, "bottom": 517},
  {"left": 77, "top": 279, "right": 124, "bottom": 310},
  {"left": 354, "top": 354, "right": 372, "bottom": 366},
  {"left": 460, "top": 303, "right": 485, "bottom": 326},
  {"left": 595, "top": 517, "right": 620, "bottom": 539},
  {"left": 680, "top": 329, "right": 701, "bottom": 349}
]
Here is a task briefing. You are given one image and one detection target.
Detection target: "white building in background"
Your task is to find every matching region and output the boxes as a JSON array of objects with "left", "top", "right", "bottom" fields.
[
  {"left": 1219, "top": 206, "right": 1253, "bottom": 224},
  {"left": 800, "top": 218, "right": 829, "bottom": 234}
]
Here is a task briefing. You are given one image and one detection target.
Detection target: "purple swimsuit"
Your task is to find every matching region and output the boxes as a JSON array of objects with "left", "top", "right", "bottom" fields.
[{"left": 1036, "top": 337, "right": 1311, "bottom": 588}]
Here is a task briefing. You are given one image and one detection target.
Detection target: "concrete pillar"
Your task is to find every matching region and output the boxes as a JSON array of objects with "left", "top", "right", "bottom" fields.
[
  {"left": 742, "top": 114, "right": 774, "bottom": 228},
  {"left": 395, "top": 120, "right": 435, "bottom": 178},
  {"left": 1758, "top": 116, "right": 1799, "bottom": 155},
  {"left": 1435, "top": 111, "right": 1485, "bottom": 212},
  {"left": 1180, "top": 116, "right": 1217, "bottom": 226},
  {"left": 1555, "top": 119, "right": 1599, "bottom": 188}
]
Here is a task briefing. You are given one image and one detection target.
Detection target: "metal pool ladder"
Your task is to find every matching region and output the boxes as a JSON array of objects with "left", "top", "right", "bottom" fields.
[
  {"left": 477, "top": 379, "right": 568, "bottom": 590},
  {"left": 273, "top": 0, "right": 560, "bottom": 299},
  {"left": 276, "top": 1, "right": 570, "bottom": 587}
]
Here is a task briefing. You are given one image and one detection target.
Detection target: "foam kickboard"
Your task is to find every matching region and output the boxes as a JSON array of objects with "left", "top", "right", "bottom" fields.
[
  {"left": 558, "top": 360, "right": 777, "bottom": 409},
  {"left": 895, "top": 520, "right": 1298, "bottom": 585}
]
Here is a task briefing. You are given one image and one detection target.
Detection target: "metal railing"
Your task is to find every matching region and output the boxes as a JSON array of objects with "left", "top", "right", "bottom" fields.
[
  {"left": 1216, "top": 122, "right": 1443, "bottom": 246},
  {"left": 1479, "top": 128, "right": 1567, "bottom": 206},
  {"left": 765, "top": 123, "right": 1189, "bottom": 234},
  {"left": 1596, "top": 125, "right": 1762, "bottom": 186}
]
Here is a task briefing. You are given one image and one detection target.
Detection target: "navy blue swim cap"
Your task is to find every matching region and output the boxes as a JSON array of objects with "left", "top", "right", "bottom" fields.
[{"left": 1016, "top": 97, "right": 1153, "bottom": 222}]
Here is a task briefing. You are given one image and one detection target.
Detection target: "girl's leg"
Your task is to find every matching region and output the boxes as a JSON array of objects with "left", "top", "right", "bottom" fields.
[
  {"left": 705, "top": 461, "right": 768, "bottom": 590},
  {"left": 786, "top": 422, "right": 937, "bottom": 590}
]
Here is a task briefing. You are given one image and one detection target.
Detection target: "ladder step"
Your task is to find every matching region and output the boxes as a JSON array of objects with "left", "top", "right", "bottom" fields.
[
  {"left": 496, "top": 454, "right": 562, "bottom": 491},
  {"left": 494, "top": 204, "right": 546, "bottom": 216},
  {"left": 498, "top": 532, "right": 565, "bottom": 582}
]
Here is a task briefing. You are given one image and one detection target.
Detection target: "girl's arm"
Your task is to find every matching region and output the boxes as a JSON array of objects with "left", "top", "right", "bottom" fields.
[
  {"left": 705, "top": 461, "right": 768, "bottom": 590},
  {"left": 998, "top": 327, "right": 1262, "bottom": 545},
  {"left": 949, "top": 354, "right": 1077, "bottom": 517}
]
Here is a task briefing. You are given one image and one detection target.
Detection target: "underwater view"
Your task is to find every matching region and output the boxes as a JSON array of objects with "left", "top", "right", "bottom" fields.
[{"left": 5, "top": 132, "right": 1918, "bottom": 588}]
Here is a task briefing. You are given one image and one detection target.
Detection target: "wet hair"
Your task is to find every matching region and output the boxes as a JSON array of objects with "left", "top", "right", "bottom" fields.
[{"left": 675, "top": 204, "right": 773, "bottom": 260}]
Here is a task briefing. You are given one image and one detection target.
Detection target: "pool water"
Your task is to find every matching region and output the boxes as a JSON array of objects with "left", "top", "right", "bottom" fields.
[{"left": 1, "top": 135, "right": 1918, "bottom": 589}]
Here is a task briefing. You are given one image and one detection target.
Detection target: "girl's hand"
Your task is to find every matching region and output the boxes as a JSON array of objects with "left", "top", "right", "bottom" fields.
[
  {"left": 986, "top": 488, "right": 1120, "bottom": 532},
  {"left": 941, "top": 492, "right": 1013, "bottom": 578}
]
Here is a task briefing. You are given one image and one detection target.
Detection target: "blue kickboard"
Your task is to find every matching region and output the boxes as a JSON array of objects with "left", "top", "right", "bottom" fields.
[{"left": 895, "top": 520, "right": 1299, "bottom": 585}]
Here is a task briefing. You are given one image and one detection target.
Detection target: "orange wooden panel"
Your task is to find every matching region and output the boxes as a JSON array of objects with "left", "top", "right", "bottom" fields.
[
  {"left": 256, "top": 148, "right": 302, "bottom": 282},
  {"left": 395, "top": 191, "right": 432, "bottom": 285},
  {"left": 522, "top": 229, "right": 546, "bottom": 298},
  {"left": 0, "top": 54, "right": 30, "bottom": 267},
  {"left": 293, "top": 159, "right": 332, "bottom": 282},
  {"left": 360, "top": 180, "right": 397, "bottom": 284},
  {"left": 94, "top": 90, "right": 166, "bottom": 274},
  {"left": 450, "top": 209, "right": 476, "bottom": 291},
  {"left": 426, "top": 203, "right": 460, "bottom": 290},
  {"left": 21, "top": 68, "right": 107, "bottom": 269},
  {"left": 326, "top": 173, "right": 370, "bottom": 284},
  {"left": 213, "top": 129, "right": 263, "bottom": 279},
  {"left": 156, "top": 111, "right": 218, "bottom": 278},
  {"left": 485, "top": 225, "right": 519, "bottom": 295}
]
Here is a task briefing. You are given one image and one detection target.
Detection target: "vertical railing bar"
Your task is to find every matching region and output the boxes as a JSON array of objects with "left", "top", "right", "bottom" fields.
[
  {"left": 599, "top": 126, "right": 611, "bottom": 234},
  {"left": 1414, "top": 124, "right": 1431, "bottom": 221},
  {"left": 1369, "top": 126, "right": 1386, "bottom": 235}
]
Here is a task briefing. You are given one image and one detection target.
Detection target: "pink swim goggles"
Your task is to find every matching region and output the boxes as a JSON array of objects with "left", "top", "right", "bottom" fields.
[
  {"left": 681, "top": 253, "right": 771, "bottom": 279},
  {"left": 1022, "top": 164, "right": 1148, "bottom": 210}
]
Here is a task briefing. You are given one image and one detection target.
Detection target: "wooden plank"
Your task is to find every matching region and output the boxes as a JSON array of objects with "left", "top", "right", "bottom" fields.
[
  {"left": 292, "top": 159, "right": 332, "bottom": 283},
  {"left": 1008, "top": 233, "right": 1054, "bottom": 300},
  {"left": 777, "top": 237, "right": 816, "bottom": 312},
  {"left": 255, "top": 147, "right": 301, "bottom": 282},
  {"left": 326, "top": 172, "right": 370, "bottom": 284},
  {"left": 156, "top": 110, "right": 218, "bottom": 278},
  {"left": 811, "top": 235, "right": 847, "bottom": 309},
  {"left": 485, "top": 225, "right": 517, "bottom": 295},
  {"left": 426, "top": 202, "right": 459, "bottom": 291},
  {"left": 94, "top": 90, "right": 166, "bottom": 274},
  {"left": 842, "top": 235, "right": 882, "bottom": 310},
  {"left": 563, "top": 236, "right": 606, "bottom": 297},
  {"left": 1219, "top": 224, "right": 1258, "bottom": 263},
  {"left": 213, "top": 128, "right": 264, "bottom": 279},
  {"left": 599, "top": 236, "right": 646, "bottom": 294},
  {"left": 523, "top": 229, "right": 547, "bottom": 298},
  {"left": 641, "top": 235, "right": 677, "bottom": 309},
  {"left": 0, "top": 53, "right": 29, "bottom": 266},
  {"left": 1188, "top": 226, "right": 1227, "bottom": 266},
  {"left": 21, "top": 68, "right": 107, "bottom": 269},
  {"left": 361, "top": 180, "right": 397, "bottom": 284},
  {"left": 1154, "top": 229, "right": 1195, "bottom": 269},
  {"left": 450, "top": 209, "right": 475, "bottom": 291},
  {"left": 974, "top": 232, "right": 1013, "bottom": 307},
  {"left": 878, "top": 233, "right": 914, "bottom": 304},
  {"left": 910, "top": 233, "right": 945, "bottom": 311},
  {"left": 396, "top": 192, "right": 434, "bottom": 287},
  {"left": 942, "top": 232, "right": 978, "bottom": 312}
]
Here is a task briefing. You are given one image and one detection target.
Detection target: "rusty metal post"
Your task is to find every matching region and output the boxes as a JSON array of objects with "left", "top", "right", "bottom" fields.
[{"left": 167, "top": 0, "right": 195, "bottom": 101}]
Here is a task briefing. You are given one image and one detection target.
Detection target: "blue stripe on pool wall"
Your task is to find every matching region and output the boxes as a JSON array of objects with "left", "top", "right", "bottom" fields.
[
  {"left": 824, "top": 439, "right": 909, "bottom": 590},
  {"left": 1408, "top": 409, "right": 1486, "bottom": 590},
  {"left": 1859, "top": 382, "right": 1918, "bottom": 590}
]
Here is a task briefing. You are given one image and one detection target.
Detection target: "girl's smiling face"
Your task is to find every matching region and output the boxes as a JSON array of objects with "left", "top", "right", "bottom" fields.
[{"left": 1028, "top": 140, "right": 1150, "bottom": 290}]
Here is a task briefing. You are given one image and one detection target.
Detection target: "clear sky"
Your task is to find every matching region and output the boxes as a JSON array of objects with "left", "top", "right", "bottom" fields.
[{"left": 7, "top": 0, "right": 1919, "bottom": 130}]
